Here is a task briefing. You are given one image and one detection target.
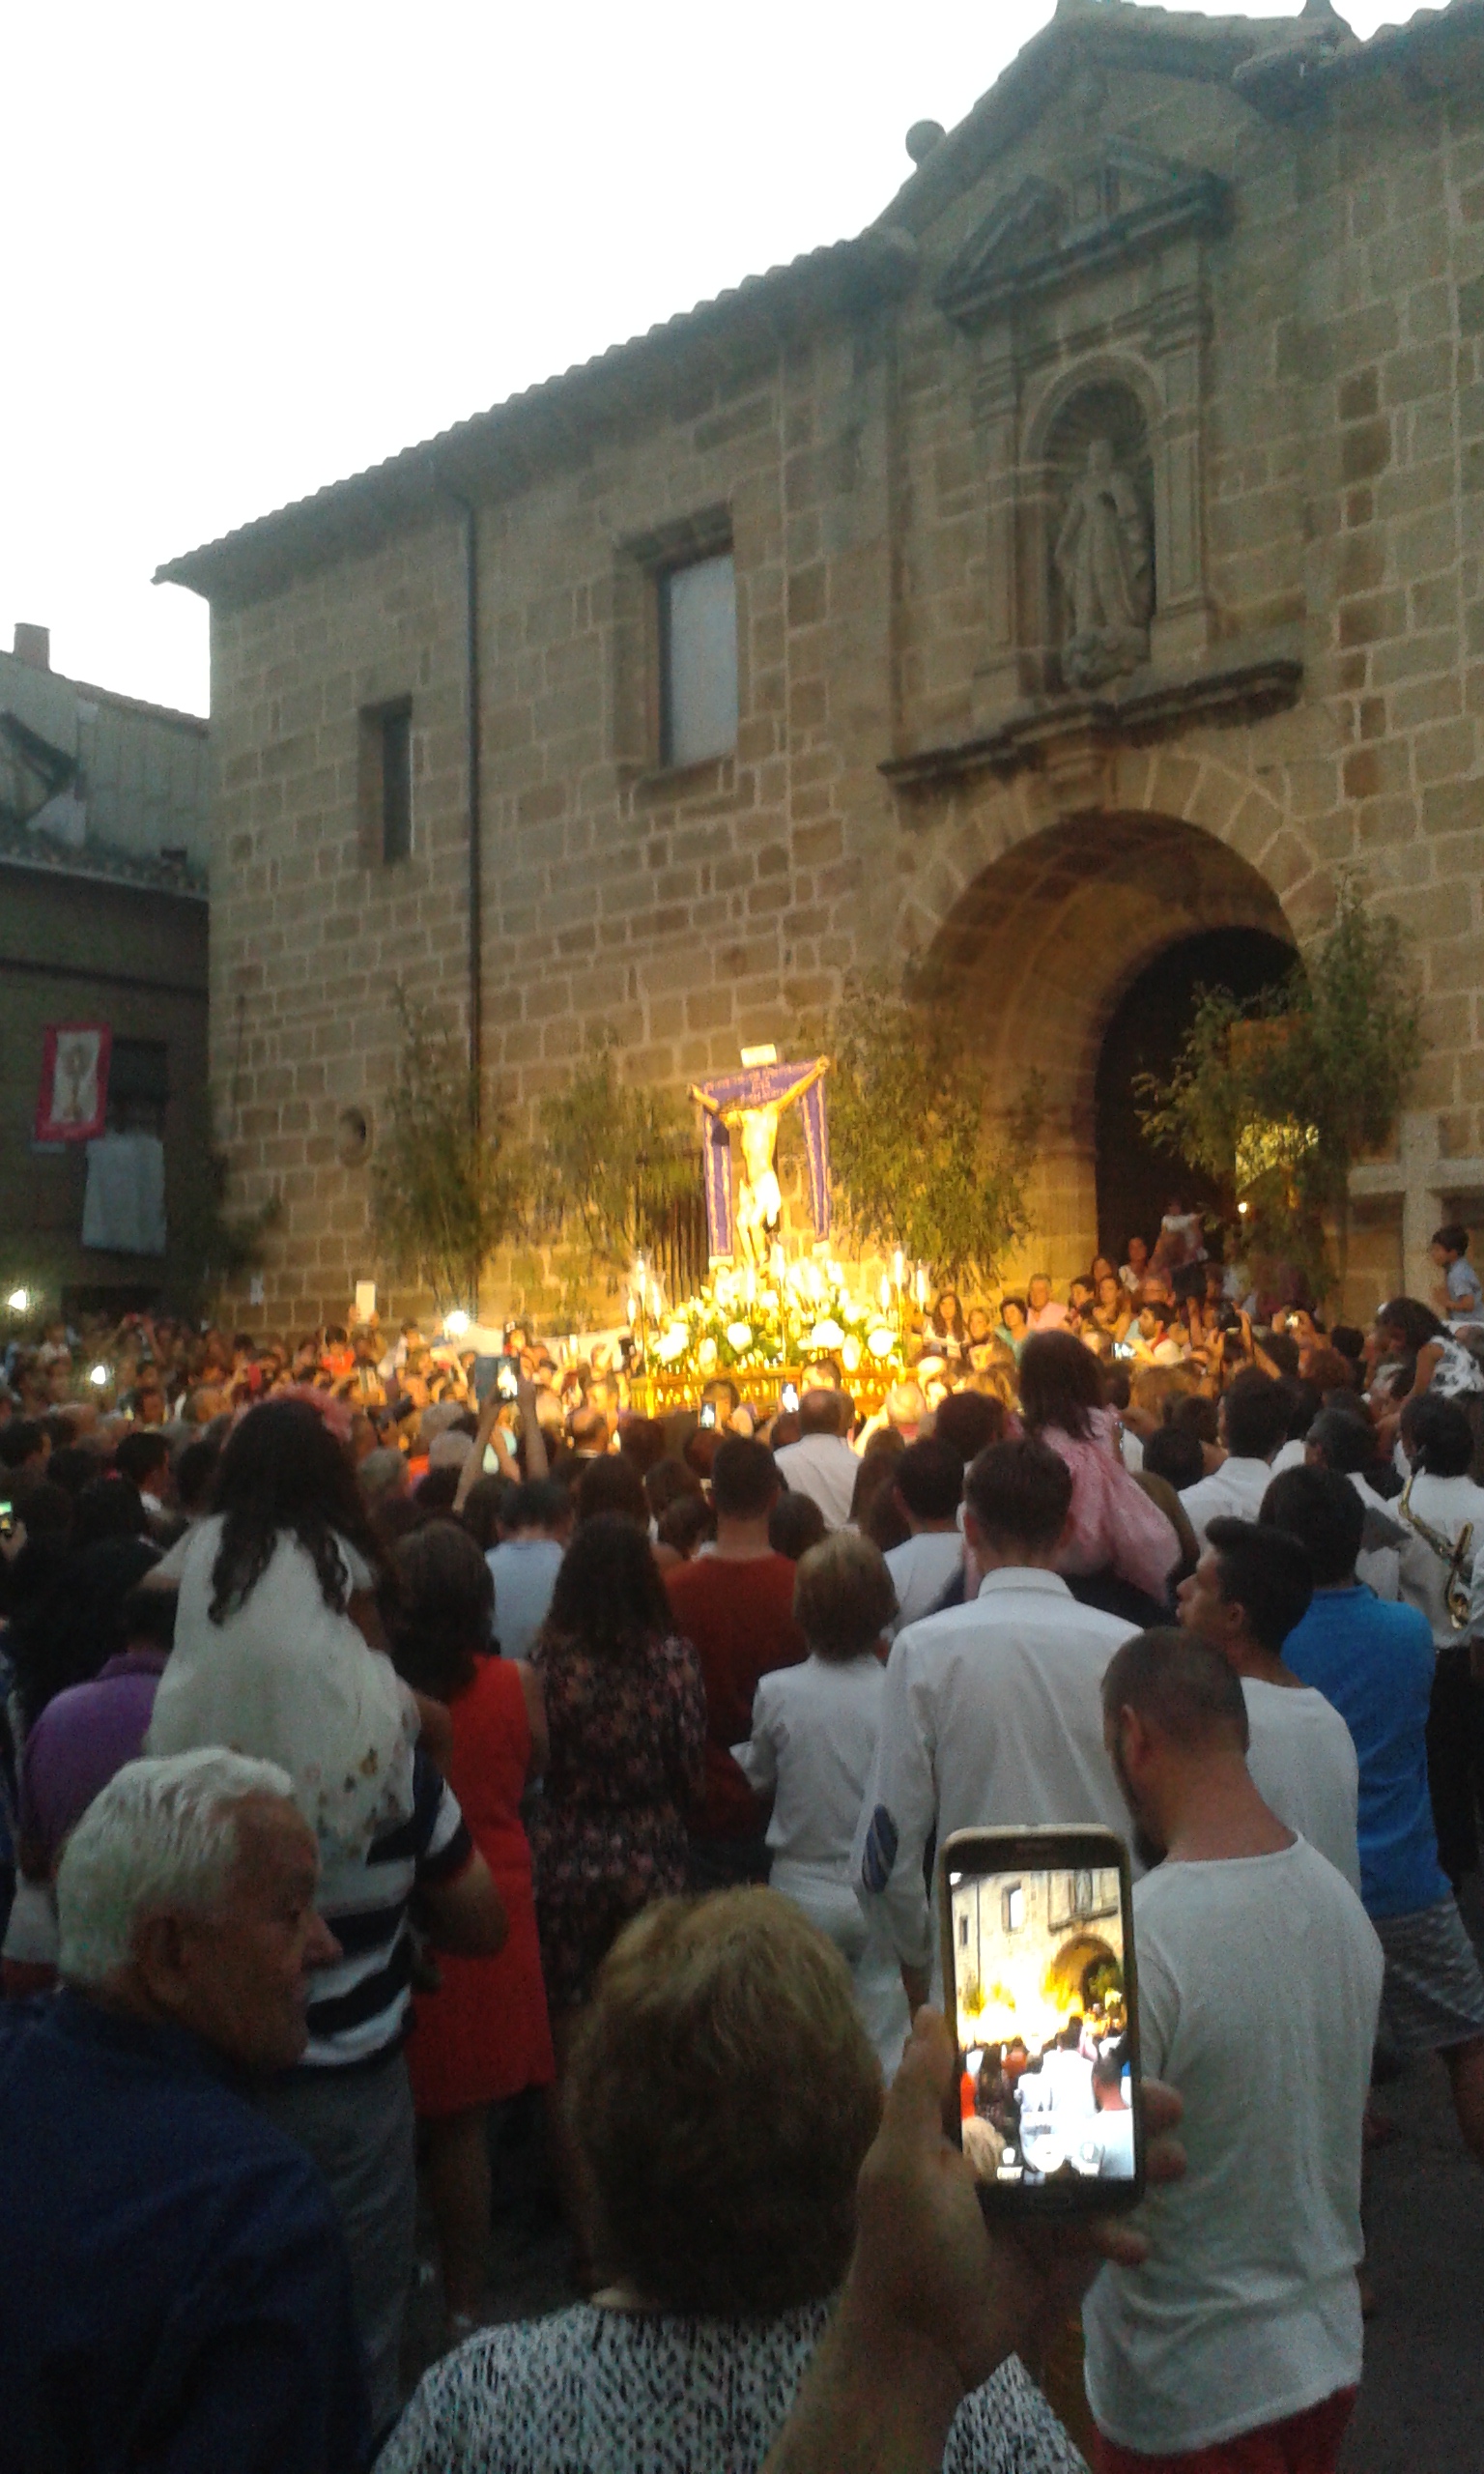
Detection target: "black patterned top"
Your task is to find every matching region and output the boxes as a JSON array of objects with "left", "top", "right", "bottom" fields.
[
  {"left": 376, "top": 2301, "right": 1087, "bottom": 2474},
  {"left": 527, "top": 1628, "right": 706, "bottom": 2008}
]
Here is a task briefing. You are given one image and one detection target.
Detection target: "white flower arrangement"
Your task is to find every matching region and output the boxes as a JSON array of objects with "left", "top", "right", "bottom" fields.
[{"left": 648, "top": 1255, "right": 898, "bottom": 1378}]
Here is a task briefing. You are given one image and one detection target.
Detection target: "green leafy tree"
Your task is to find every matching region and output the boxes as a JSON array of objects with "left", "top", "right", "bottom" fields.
[
  {"left": 825, "top": 976, "right": 1042, "bottom": 1288},
  {"left": 1136, "top": 877, "right": 1423, "bottom": 1301},
  {"left": 370, "top": 992, "right": 527, "bottom": 1309},
  {"left": 535, "top": 1034, "right": 698, "bottom": 1289}
]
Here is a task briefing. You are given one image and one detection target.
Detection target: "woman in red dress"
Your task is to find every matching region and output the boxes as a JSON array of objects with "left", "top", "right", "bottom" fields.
[{"left": 385, "top": 1519, "right": 554, "bottom": 2330}]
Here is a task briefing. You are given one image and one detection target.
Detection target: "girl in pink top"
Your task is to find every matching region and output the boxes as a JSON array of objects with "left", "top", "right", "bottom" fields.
[{"left": 1017, "top": 1333, "right": 1180, "bottom": 1609}]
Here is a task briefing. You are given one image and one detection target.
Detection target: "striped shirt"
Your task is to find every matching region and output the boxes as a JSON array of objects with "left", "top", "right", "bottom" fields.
[{"left": 303, "top": 1749, "right": 472, "bottom": 2068}]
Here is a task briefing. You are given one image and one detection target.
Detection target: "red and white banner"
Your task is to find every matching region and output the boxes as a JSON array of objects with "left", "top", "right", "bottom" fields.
[{"left": 35, "top": 1022, "right": 111, "bottom": 1142}]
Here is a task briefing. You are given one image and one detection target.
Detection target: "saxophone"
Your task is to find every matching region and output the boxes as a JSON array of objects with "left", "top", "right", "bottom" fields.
[{"left": 1397, "top": 1473, "right": 1475, "bottom": 1632}]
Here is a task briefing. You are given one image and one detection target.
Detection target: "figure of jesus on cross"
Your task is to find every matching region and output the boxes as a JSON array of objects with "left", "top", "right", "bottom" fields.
[{"left": 689, "top": 1055, "right": 831, "bottom": 1268}]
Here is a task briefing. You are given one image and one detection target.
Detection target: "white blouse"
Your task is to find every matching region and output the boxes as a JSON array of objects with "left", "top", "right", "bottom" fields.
[{"left": 732, "top": 1653, "right": 886, "bottom": 1879}]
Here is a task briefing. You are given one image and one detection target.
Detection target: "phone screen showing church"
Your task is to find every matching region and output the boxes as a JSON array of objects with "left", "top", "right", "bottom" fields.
[{"left": 946, "top": 1851, "right": 1138, "bottom": 2196}]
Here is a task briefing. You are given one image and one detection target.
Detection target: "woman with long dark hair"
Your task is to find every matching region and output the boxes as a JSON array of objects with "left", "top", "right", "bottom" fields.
[
  {"left": 528, "top": 1515, "right": 704, "bottom": 2025},
  {"left": 929, "top": 1290, "right": 966, "bottom": 1351},
  {"left": 147, "top": 1396, "right": 417, "bottom": 1856},
  {"left": 1371, "top": 1296, "right": 1484, "bottom": 1460},
  {"left": 1017, "top": 1333, "right": 1180, "bottom": 1621}
]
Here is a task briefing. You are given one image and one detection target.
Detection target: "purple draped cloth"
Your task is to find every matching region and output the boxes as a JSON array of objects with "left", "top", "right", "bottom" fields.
[{"left": 694, "top": 1060, "right": 831, "bottom": 1259}]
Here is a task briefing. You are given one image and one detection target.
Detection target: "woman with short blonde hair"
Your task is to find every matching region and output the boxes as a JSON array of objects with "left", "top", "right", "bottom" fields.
[
  {"left": 792, "top": 1529, "right": 899, "bottom": 1661},
  {"left": 381, "top": 1890, "right": 1081, "bottom": 2474},
  {"left": 730, "top": 1534, "right": 909, "bottom": 2075}
]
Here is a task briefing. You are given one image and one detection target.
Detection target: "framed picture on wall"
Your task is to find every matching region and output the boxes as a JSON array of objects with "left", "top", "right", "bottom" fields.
[{"left": 35, "top": 1023, "right": 112, "bottom": 1142}]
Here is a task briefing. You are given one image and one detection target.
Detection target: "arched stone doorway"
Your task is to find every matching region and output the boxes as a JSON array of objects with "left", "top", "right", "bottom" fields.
[
  {"left": 1045, "top": 1932, "right": 1122, "bottom": 2014},
  {"left": 1095, "top": 927, "right": 1296, "bottom": 1267},
  {"left": 917, "top": 811, "right": 1298, "bottom": 1283}
]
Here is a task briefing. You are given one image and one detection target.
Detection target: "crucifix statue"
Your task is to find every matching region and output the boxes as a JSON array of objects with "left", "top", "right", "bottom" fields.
[{"left": 689, "top": 1053, "right": 832, "bottom": 1268}]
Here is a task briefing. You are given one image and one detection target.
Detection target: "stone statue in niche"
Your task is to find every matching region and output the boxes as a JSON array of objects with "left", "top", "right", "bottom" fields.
[{"left": 1054, "top": 438, "right": 1154, "bottom": 689}]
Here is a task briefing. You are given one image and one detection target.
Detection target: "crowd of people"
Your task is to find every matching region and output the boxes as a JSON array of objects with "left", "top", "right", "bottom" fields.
[{"left": 3, "top": 1206, "right": 1484, "bottom": 2470}]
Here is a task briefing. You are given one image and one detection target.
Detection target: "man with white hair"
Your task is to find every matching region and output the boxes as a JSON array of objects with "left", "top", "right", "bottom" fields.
[{"left": 0, "top": 1749, "right": 371, "bottom": 2471}]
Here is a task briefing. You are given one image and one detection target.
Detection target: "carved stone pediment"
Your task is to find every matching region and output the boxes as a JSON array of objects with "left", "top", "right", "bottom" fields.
[{"left": 938, "top": 140, "right": 1229, "bottom": 331}]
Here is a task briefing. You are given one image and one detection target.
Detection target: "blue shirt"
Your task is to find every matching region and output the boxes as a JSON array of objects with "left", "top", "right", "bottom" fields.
[
  {"left": 1447, "top": 1253, "right": 1484, "bottom": 1318},
  {"left": 0, "top": 1989, "right": 370, "bottom": 2473},
  {"left": 1283, "top": 1586, "right": 1448, "bottom": 1919}
]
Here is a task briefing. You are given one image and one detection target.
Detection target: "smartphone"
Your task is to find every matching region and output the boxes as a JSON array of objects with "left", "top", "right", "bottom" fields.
[
  {"left": 699, "top": 1400, "right": 718, "bottom": 1429},
  {"left": 0, "top": 1501, "right": 13, "bottom": 1541},
  {"left": 938, "top": 1826, "right": 1143, "bottom": 2215},
  {"left": 1113, "top": 1339, "right": 1135, "bottom": 1360},
  {"left": 780, "top": 1381, "right": 800, "bottom": 1413},
  {"left": 474, "top": 1353, "right": 522, "bottom": 1404}
]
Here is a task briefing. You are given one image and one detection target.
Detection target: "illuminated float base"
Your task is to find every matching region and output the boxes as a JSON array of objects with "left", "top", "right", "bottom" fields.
[
  {"left": 628, "top": 1256, "right": 910, "bottom": 1416},
  {"left": 634, "top": 1364, "right": 901, "bottom": 1418}
]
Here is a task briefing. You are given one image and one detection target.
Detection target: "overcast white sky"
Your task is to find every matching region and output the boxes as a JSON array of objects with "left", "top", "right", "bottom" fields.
[{"left": 4, "top": 0, "right": 1403, "bottom": 716}]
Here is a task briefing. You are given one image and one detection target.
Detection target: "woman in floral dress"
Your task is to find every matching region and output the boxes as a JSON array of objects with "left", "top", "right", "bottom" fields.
[{"left": 528, "top": 1514, "right": 705, "bottom": 2026}]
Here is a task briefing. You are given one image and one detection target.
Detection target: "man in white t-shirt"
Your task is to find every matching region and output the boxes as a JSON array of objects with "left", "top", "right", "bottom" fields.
[
  {"left": 1085, "top": 1627, "right": 1382, "bottom": 2471},
  {"left": 854, "top": 1437, "right": 1136, "bottom": 2007},
  {"left": 1179, "top": 1366, "right": 1292, "bottom": 1545},
  {"left": 1176, "top": 1515, "right": 1360, "bottom": 1893},
  {"left": 485, "top": 1479, "right": 571, "bottom": 1659},
  {"left": 774, "top": 1391, "right": 861, "bottom": 1532},
  {"left": 883, "top": 1438, "right": 963, "bottom": 1638}
]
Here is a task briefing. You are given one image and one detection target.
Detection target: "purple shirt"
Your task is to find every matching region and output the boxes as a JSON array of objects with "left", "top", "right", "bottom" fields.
[{"left": 18, "top": 1649, "right": 166, "bottom": 1872}]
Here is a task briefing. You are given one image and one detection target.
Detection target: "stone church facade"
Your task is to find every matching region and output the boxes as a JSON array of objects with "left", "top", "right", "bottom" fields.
[{"left": 162, "top": 0, "right": 1484, "bottom": 1327}]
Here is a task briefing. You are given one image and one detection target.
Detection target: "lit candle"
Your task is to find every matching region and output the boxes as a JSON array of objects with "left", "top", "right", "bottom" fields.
[
  {"left": 893, "top": 1250, "right": 905, "bottom": 1288},
  {"left": 914, "top": 1264, "right": 929, "bottom": 1308},
  {"left": 879, "top": 1273, "right": 892, "bottom": 1312},
  {"left": 770, "top": 1243, "right": 785, "bottom": 1281}
]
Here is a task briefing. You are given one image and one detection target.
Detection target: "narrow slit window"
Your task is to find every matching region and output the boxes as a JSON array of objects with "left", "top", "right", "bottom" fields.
[
  {"left": 659, "top": 551, "right": 737, "bottom": 767},
  {"left": 381, "top": 706, "right": 413, "bottom": 863}
]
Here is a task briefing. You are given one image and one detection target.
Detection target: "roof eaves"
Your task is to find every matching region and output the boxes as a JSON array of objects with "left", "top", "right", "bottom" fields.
[
  {"left": 155, "top": 225, "right": 919, "bottom": 608},
  {"left": 0, "top": 820, "right": 208, "bottom": 901},
  {"left": 1307, "top": 0, "right": 1484, "bottom": 92},
  {"left": 64, "top": 676, "right": 209, "bottom": 733}
]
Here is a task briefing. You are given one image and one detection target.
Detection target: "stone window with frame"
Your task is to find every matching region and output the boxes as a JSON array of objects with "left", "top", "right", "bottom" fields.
[
  {"left": 613, "top": 508, "right": 737, "bottom": 778},
  {"left": 358, "top": 697, "right": 414, "bottom": 865},
  {"left": 659, "top": 550, "right": 738, "bottom": 768}
]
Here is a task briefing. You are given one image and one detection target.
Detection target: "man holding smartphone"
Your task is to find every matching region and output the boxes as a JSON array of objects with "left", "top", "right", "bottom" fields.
[{"left": 1087, "top": 1628, "right": 1382, "bottom": 2473}]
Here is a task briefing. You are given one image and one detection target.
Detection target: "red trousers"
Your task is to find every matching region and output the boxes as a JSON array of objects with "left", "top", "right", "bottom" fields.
[{"left": 1095, "top": 2388, "right": 1357, "bottom": 2474}]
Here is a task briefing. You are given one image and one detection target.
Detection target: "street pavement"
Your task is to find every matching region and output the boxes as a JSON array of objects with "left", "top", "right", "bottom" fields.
[{"left": 1341, "top": 1882, "right": 1484, "bottom": 2473}]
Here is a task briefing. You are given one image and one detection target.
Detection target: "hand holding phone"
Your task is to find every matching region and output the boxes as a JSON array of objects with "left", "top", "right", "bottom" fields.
[
  {"left": 699, "top": 1400, "right": 718, "bottom": 1429},
  {"left": 780, "top": 1381, "right": 800, "bottom": 1413},
  {"left": 839, "top": 2007, "right": 1182, "bottom": 2431},
  {"left": 938, "top": 1827, "right": 1143, "bottom": 2215}
]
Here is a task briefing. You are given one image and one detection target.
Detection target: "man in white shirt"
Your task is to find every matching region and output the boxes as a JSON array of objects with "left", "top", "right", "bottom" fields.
[
  {"left": 1085, "top": 1627, "right": 1383, "bottom": 2470},
  {"left": 854, "top": 1437, "right": 1136, "bottom": 2006},
  {"left": 774, "top": 1391, "right": 861, "bottom": 1533},
  {"left": 485, "top": 1480, "right": 571, "bottom": 1658},
  {"left": 1176, "top": 1515, "right": 1360, "bottom": 1892},
  {"left": 1024, "top": 1274, "right": 1067, "bottom": 1334},
  {"left": 883, "top": 1439, "right": 963, "bottom": 1638},
  {"left": 1179, "top": 1367, "right": 1291, "bottom": 1546},
  {"left": 1304, "top": 1406, "right": 1405, "bottom": 1599}
]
